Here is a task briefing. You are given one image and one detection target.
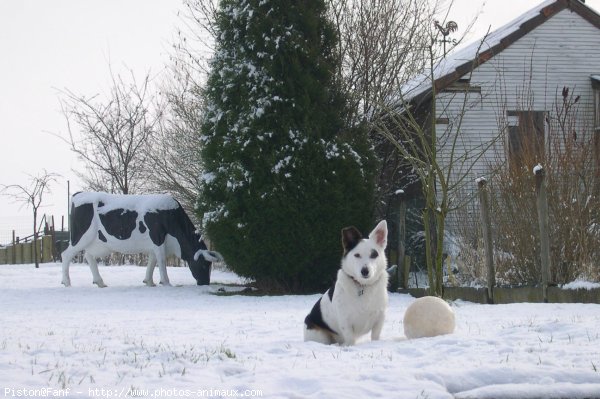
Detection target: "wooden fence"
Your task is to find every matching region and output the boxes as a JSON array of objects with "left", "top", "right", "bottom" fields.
[
  {"left": 475, "top": 165, "right": 552, "bottom": 303},
  {"left": 393, "top": 164, "right": 600, "bottom": 303},
  {"left": 0, "top": 234, "right": 184, "bottom": 267},
  {"left": 0, "top": 235, "right": 55, "bottom": 264}
]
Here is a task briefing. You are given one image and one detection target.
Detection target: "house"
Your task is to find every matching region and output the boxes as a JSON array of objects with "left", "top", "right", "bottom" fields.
[
  {"left": 383, "top": 0, "right": 600, "bottom": 274},
  {"left": 404, "top": 0, "right": 600, "bottom": 173},
  {"left": 398, "top": 0, "right": 600, "bottom": 211}
]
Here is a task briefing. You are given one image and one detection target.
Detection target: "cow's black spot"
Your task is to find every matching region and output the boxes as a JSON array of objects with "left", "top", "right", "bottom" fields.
[
  {"left": 99, "top": 208, "right": 138, "bottom": 240},
  {"left": 139, "top": 221, "right": 147, "bottom": 233},
  {"left": 98, "top": 230, "right": 107, "bottom": 242},
  {"left": 304, "top": 298, "right": 337, "bottom": 335},
  {"left": 144, "top": 206, "right": 197, "bottom": 249},
  {"left": 70, "top": 202, "right": 94, "bottom": 246},
  {"left": 144, "top": 211, "right": 168, "bottom": 247},
  {"left": 144, "top": 206, "right": 212, "bottom": 285},
  {"left": 98, "top": 201, "right": 105, "bottom": 208}
]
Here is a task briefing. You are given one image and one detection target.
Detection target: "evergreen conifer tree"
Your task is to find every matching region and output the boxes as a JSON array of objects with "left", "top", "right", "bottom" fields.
[{"left": 198, "top": 0, "right": 376, "bottom": 292}]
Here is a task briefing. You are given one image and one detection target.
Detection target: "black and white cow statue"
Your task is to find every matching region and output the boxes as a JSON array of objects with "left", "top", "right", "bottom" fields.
[{"left": 61, "top": 192, "right": 222, "bottom": 287}]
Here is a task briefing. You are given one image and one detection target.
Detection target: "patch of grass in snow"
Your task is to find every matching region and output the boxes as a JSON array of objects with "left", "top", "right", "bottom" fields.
[
  {"left": 220, "top": 345, "right": 237, "bottom": 359},
  {"left": 148, "top": 342, "right": 237, "bottom": 364},
  {"left": 10, "top": 331, "right": 242, "bottom": 389}
]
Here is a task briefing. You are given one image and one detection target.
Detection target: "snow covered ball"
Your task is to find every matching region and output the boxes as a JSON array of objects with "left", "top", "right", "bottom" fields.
[{"left": 403, "top": 296, "right": 455, "bottom": 339}]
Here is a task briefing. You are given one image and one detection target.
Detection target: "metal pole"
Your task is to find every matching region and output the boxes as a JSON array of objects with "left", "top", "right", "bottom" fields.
[{"left": 67, "top": 180, "right": 71, "bottom": 235}]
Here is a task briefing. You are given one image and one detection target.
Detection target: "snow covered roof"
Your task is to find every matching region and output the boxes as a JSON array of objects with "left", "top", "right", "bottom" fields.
[{"left": 401, "top": 0, "right": 600, "bottom": 104}]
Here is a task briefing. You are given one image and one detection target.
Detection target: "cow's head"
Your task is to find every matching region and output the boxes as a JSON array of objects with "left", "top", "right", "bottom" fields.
[{"left": 192, "top": 243, "right": 223, "bottom": 285}]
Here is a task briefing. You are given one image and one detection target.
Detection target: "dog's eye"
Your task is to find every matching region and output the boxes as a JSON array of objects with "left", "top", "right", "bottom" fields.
[
  {"left": 354, "top": 253, "right": 361, "bottom": 258},
  {"left": 370, "top": 250, "right": 378, "bottom": 259}
]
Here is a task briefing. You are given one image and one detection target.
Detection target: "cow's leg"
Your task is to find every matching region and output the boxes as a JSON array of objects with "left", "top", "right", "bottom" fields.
[
  {"left": 143, "top": 253, "right": 157, "bottom": 287},
  {"left": 155, "top": 249, "right": 171, "bottom": 286},
  {"left": 85, "top": 252, "right": 107, "bottom": 288},
  {"left": 61, "top": 245, "right": 78, "bottom": 287}
]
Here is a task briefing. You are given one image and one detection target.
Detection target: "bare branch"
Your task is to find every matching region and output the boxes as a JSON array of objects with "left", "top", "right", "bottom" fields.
[{"left": 58, "top": 68, "right": 161, "bottom": 194}]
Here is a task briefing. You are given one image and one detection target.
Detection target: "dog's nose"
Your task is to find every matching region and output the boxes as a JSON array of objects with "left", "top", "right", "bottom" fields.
[{"left": 361, "top": 267, "right": 369, "bottom": 278}]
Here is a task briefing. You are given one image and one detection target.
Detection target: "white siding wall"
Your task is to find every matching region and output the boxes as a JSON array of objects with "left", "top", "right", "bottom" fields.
[{"left": 435, "top": 9, "right": 600, "bottom": 208}]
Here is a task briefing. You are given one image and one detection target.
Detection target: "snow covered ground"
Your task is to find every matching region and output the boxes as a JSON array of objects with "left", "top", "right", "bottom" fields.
[{"left": 1, "top": 263, "right": 599, "bottom": 399}]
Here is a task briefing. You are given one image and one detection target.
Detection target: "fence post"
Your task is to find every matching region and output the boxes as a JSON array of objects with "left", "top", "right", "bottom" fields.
[
  {"left": 23, "top": 242, "right": 32, "bottom": 264},
  {"left": 11, "top": 230, "right": 16, "bottom": 264},
  {"left": 42, "top": 235, "right": 53, "bottom": 263},
  {"left": 15, "top": 243, "right": 23, "bottom": 264},
  {"left": 395, "top": 190, "right": 407, "bottom": 288},
  {"left": 534, "top": 165, "right": 551, "bottom": 303},
  {"left": 7, "top": 246, "right": 14, "bottom": 265},
  {"left": 477, "top": 177, "right": 495, "bottom": 304}
]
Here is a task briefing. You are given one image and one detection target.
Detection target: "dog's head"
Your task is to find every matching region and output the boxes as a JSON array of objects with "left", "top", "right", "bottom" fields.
[{"left": 341, "top": 220, "right": 388, "bottom": 285}]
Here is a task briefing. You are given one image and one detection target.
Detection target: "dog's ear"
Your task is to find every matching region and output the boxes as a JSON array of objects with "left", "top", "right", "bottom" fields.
[
  {"left": 369, "top": 220, "right": 388, "bottom": 249},
  {"left": 342, "top": 226, "right": 362, "bottom": 254}
]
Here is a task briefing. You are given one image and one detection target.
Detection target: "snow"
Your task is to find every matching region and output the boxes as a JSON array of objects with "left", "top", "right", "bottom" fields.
[
  {"left": 71, "top": 192, "right": 180, "bottom": 213},
  {"left": 200, "top": 172, "right": 217, "bottom": 184},
  {"left": 562, "top": 279, "right": 600, "bottom": 290},
  {"left": 2, "top": 263, "right": 600, "bottom": 398}
]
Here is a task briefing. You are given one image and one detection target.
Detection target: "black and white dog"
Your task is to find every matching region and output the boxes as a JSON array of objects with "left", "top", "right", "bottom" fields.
[{"left": 304, "top": 221, "right": 388, "bottom": 345}]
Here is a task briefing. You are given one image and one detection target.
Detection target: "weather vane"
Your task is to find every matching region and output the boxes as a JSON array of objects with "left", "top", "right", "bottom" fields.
[{"left": 434, "top": 20, "right": 459, "bottom": 57}]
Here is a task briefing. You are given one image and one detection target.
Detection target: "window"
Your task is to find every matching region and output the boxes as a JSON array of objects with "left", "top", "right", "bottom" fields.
[{"left": 507, "top": 110, "right": 546, "bottom": 172}]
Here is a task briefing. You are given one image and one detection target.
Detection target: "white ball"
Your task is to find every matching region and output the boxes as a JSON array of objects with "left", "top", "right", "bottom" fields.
[{"left": 403, "top": 296, "right": 455, "bottom": 339}]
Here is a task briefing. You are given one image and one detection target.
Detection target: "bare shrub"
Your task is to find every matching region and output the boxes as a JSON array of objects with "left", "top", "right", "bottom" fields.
[
  {"left": 489, "top": 87, "right": 600, "bottom": 285},
  {"left": 449, "top": 197, "right": 487, "bottom": 285}
]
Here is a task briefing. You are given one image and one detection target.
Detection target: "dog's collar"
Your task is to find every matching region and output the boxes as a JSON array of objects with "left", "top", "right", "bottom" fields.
[{"left": 342, "top": 271, "right": 366, "bottom": 297}]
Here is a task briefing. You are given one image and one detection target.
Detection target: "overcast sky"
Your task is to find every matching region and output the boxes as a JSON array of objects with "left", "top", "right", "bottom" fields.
[{"left": 1, "top": 0, "right": 599, "bottom": 241}]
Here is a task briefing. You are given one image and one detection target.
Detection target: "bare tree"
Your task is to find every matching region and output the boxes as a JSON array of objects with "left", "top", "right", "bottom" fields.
[
  {"left": 1, "top": 170, "right": 59, "bottom": 268},
  {"left": 328, "top": 0, "right": 440, "bottom": 126},
  {"left": 129, "top": 0, "right": 218, "bottom": 220},
  {"left": 374, "top": 25, "right": 497, "bottom": 295},
  {"left": 59, "top": 69, "right": 162, "bottom": 194},
  {"left": 326, "top": 0, "right": 484, "bottom": 221},
  {"left": 173, "top": 0, "right": 218, "bottom": 78},
  {"left": 147, "top": 68, "right": 205, "bottom": 220}
]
